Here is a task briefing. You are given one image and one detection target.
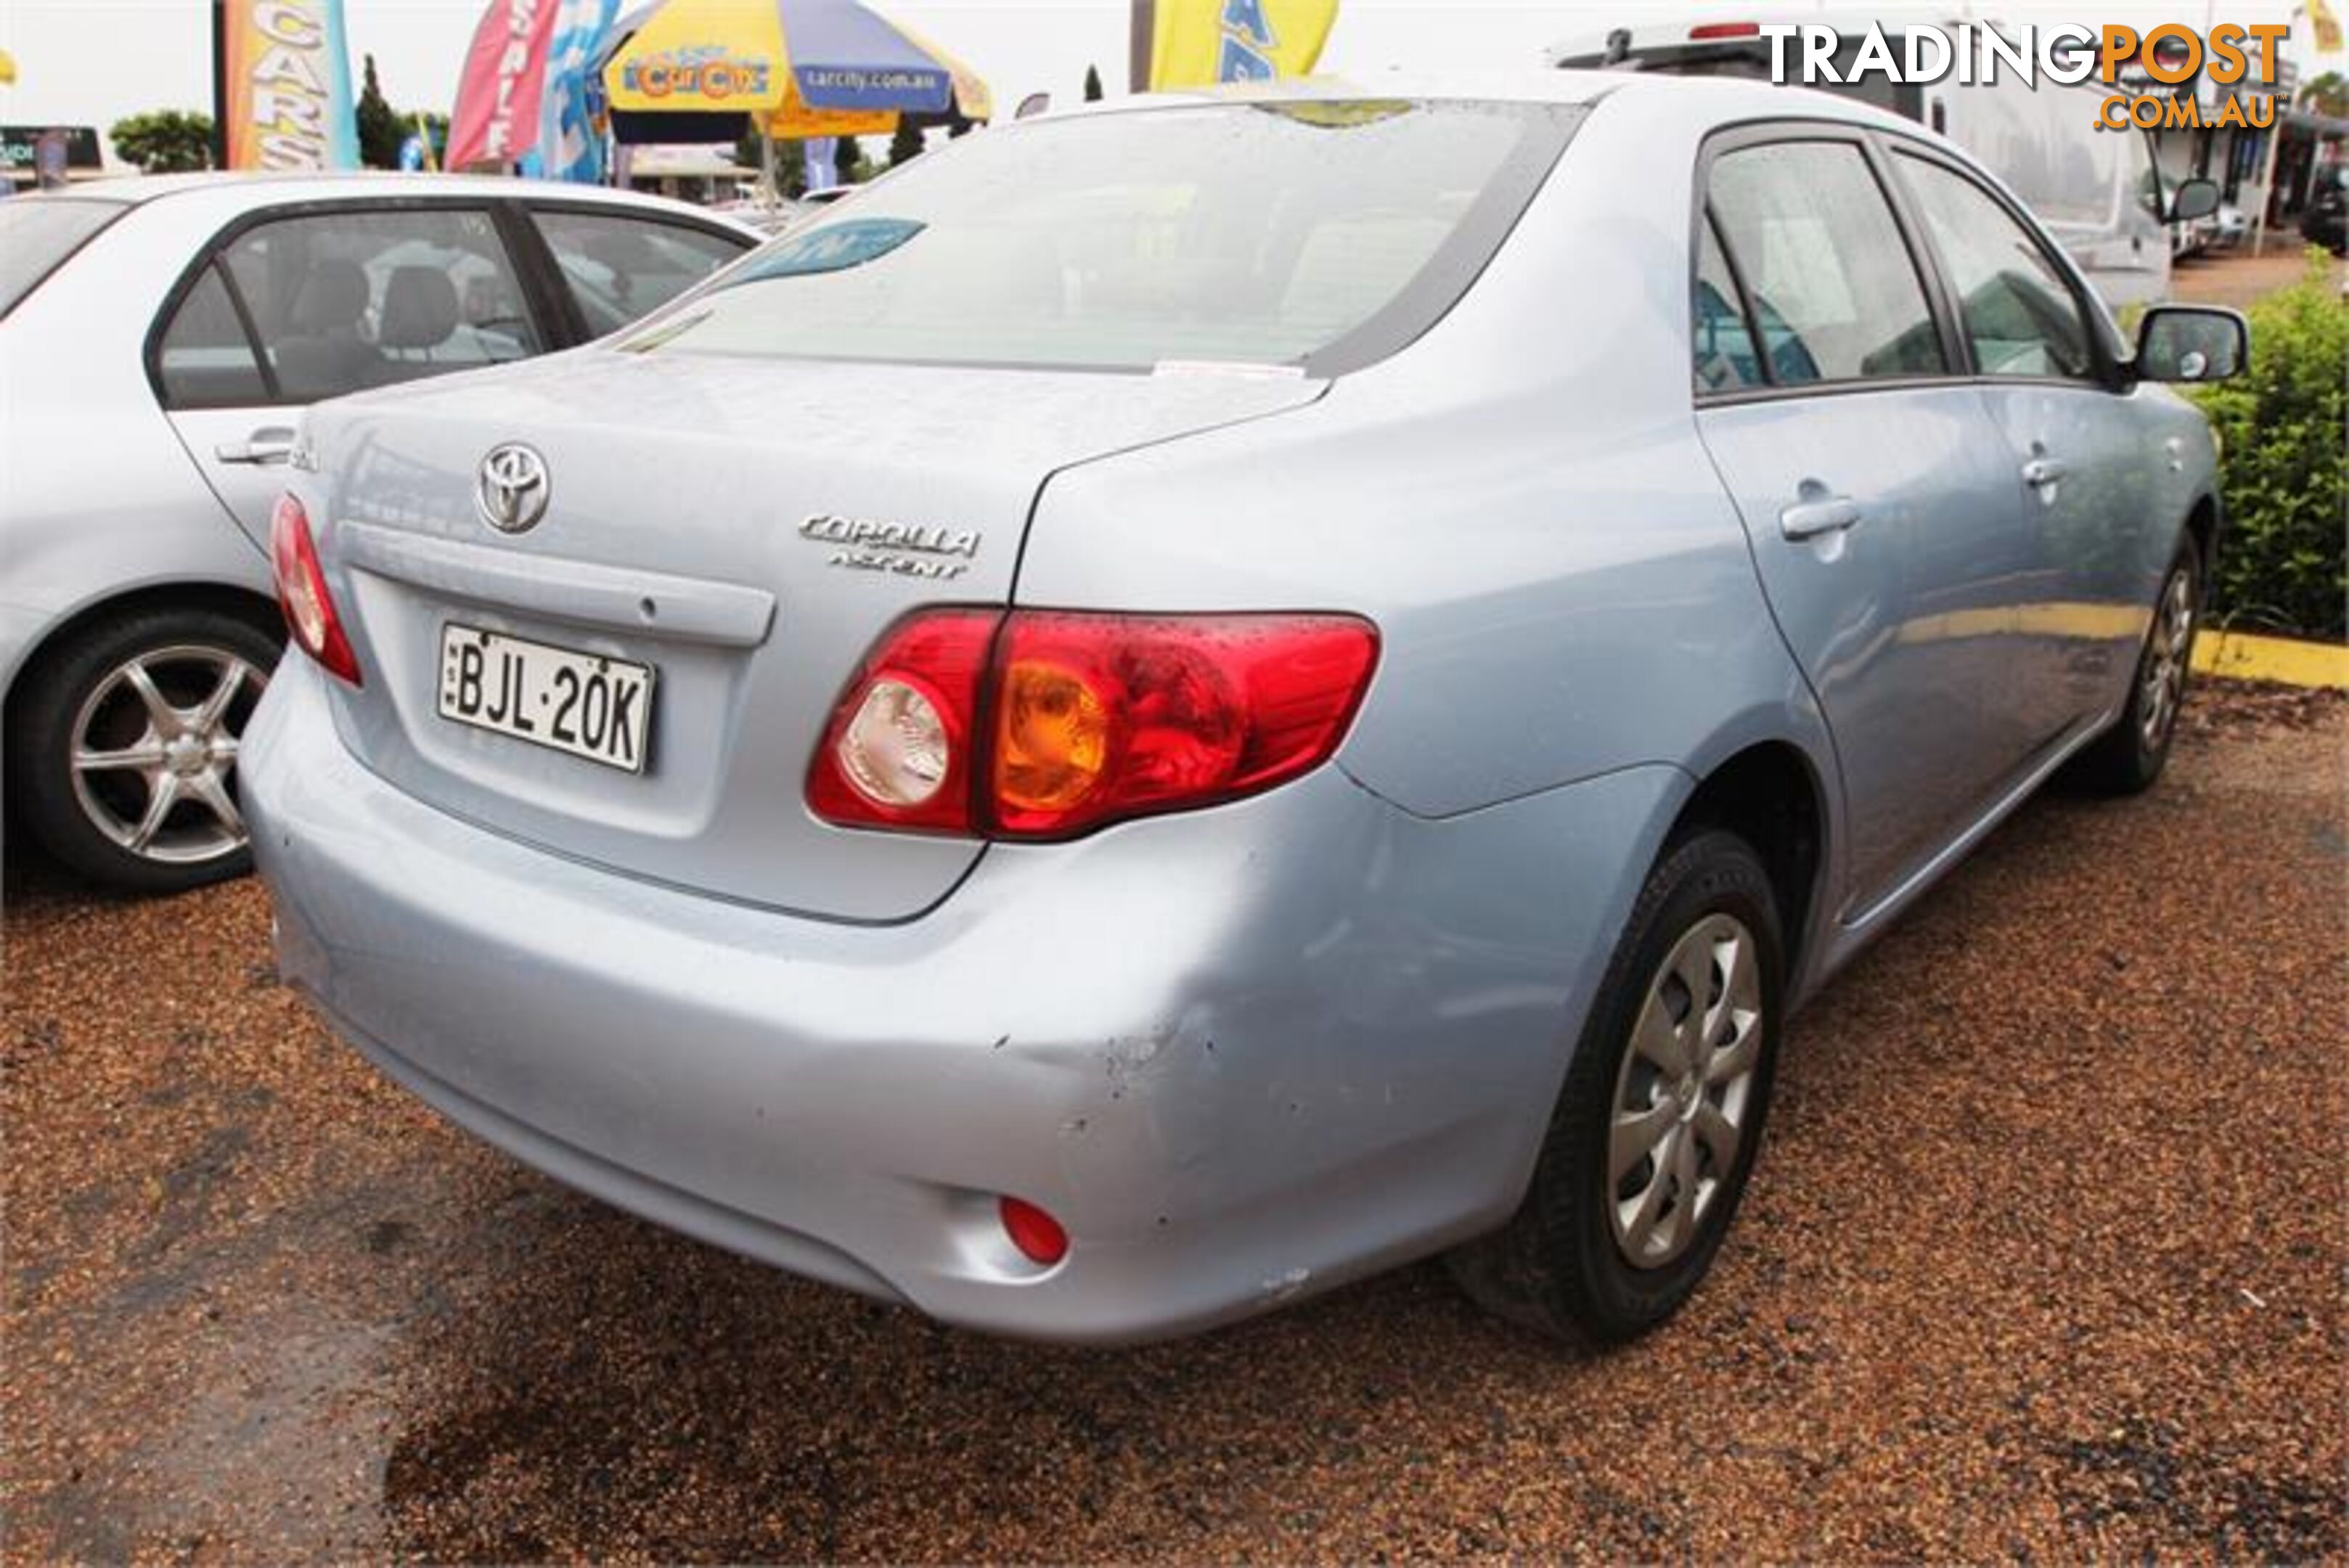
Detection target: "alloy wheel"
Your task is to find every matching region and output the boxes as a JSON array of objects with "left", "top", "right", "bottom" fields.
[
  {"left": 1607, "top": 912, "right": 1765, "bottom": 1270},
  {"left": 2139, "top": 568, "right": 2194, "bottom": 751},
  {"left": 68, "top": 645, "right": 268, "bottom": 866}
]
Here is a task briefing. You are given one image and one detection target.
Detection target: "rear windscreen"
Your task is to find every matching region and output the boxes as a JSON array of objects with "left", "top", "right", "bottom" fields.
[
  {"left": 0, "top": 198, "right": 126, "bottom": 318},
  {"left": 623, "top": 100, "right": 1583, "bottom": 375}
]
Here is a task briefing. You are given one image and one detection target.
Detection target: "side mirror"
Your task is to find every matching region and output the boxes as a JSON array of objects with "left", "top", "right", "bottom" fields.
[
  {"left": 2168, "top": 178, "right": 2221, "bottom": 224},
  {"left": 2135, "top": 305, "right": 2249, "bottom": 383}
]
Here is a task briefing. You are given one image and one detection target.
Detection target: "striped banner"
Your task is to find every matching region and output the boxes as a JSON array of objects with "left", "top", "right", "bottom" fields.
[
  {"left": 519, "top": 0, "right": 621, "bottom": 182},
  {"left": 219, "top": 0, "right": 360, "bottom": 170},
  {"left": 449, "top": 0, "right": 560, "bottom": 170}
]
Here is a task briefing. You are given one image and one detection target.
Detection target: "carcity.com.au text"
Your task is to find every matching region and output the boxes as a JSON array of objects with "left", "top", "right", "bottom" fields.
[{"left": 1764, "top": 22, "right": 2290, "bottom": 129}]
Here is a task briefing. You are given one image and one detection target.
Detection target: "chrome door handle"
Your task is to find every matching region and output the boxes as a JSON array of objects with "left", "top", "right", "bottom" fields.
[
  {"left": 216, "top": 428, "right": 298, "bottom": 466},
  {"left": 2022, "top": 457, "right": 2068, "bottom": 489},
  {"left": 1778, "top": 495, "right": 1863, "bottom": 541}
]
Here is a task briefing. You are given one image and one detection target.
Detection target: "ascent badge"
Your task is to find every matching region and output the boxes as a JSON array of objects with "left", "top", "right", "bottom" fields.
[{"left": 799, "top": 515, "right": 982, "bottom": 581}]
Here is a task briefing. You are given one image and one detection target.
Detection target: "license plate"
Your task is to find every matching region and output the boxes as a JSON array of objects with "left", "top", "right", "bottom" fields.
[{"left": 436, "top": 624, "right": 653, "bottom": 773}]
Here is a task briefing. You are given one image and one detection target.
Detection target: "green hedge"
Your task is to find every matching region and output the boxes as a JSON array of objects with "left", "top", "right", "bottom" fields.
[{"left": 2186, "top": 251, "right": 2348, "bottom": 641}]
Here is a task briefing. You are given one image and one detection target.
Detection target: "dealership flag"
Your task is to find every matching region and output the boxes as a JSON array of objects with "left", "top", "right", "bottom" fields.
[
  {"left": 519, "top": 0, "right": 621, "bottom": 181},
  {"left": 218, "top": 0, "right": 360, "bottom": 170},
  {"left": 449, "top": 0, "right": 560, "bottom": 170},
  {"left": 1142, "top": 0, "right": 1339, "bottom": 91},
  {"left": 2311, "top": 0, "right": 2343, "bottom": 55}
]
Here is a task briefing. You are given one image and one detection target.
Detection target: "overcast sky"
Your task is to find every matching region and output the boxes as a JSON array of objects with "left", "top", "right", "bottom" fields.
[{"left": 0, "top": 0, "right": 2331, "bottom": 144}]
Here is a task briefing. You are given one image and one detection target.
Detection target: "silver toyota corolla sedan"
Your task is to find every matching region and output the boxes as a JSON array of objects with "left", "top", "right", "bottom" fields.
[
  {"left": 243, "top": 73, "right": 2245, "bottom": 1345},
  {"left": 0, "top": 175, "right": 753, "bottom": 894}
]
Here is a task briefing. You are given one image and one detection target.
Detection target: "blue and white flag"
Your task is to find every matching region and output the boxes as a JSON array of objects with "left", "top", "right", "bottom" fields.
[{"left": 520, "top": 0, "right": 620, "bottom": 182}]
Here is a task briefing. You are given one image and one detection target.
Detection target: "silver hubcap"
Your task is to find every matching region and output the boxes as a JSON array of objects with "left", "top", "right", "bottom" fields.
[
  {"left": 70, "top": 645, "right": 267, "bottom": 865},
  {"left": 2139, "top": 570, "right": 2194, "bottom": 749},
  {"left": 1608, "top": 913, "right": 1764, "bottom": 1270}
]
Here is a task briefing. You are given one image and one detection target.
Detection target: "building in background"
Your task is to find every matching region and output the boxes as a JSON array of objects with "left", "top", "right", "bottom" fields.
[{"left": 1, "top": 123, "right": 103, "bottom": 192}]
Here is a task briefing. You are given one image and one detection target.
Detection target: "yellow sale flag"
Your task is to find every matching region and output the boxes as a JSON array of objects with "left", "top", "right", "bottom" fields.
[
  {"left": 2310, "top": 0, "right": 2343, "bottom": 54},
  {"left": 1148, "top": 0, "right": 1339, "bottom": 90}
]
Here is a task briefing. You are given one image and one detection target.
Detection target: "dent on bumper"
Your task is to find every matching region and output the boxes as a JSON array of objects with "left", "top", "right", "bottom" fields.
[{"left": 244, "top": 657, "right": 1686, "bottom": 1342}]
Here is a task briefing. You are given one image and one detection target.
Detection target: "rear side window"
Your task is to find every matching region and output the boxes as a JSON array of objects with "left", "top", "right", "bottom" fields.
[
  {"left": 156, "top": 265, "right": 270, "bottom": 407},
  {"left": 1705, "top": 141, "right": 1945, "bottom": 387},
  {"left": 1692, "top": 219, "right": 1762, "bottom": 392},
  {"left": 216, "top": 208, "right": 545, "bottom": 402},
  {"left": 1895, "top": 153, "right": 2096, "bottom": 380},
  {"left": 623, "top": 100, "right": 1583, "bottom": 375},
  {"left": 0, "top": 197, "right": 124, "bottom": 318},
  {"left": 532, "top": 209, "right": 748, "bottom": 338}
]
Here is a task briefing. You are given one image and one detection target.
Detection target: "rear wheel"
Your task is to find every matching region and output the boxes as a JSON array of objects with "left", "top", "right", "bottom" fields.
[
  {"left": 1448, "top": 829, "right": 1784, "bottom": 1344},
  {"left": 2074, "top": 542, "right": 2199, "bottom": 796},
  {"left": 7, "top": 605, "right": 279, "bottom": 894}
]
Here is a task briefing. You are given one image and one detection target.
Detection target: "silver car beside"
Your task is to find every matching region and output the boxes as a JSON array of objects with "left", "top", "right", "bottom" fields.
[
  {"left": 242, "top": 75, "right": 2244, "bottom": 1344},
  {"left": 0, "top": 174, "right": 753, "bottom": 893}
]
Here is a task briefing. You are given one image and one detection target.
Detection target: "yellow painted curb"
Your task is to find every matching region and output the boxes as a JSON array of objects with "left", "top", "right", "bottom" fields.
[{"left": 2192, "top": 629, "right": 2349, "bottom": 688}]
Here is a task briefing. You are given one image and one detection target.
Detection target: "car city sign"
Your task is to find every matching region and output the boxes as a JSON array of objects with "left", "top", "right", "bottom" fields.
[
  {"left": 617, "top": 46, "right": 772, "bottom": 102},
  {"left": 1761, "top": 21, "right": 2290, "bottom": 130}
]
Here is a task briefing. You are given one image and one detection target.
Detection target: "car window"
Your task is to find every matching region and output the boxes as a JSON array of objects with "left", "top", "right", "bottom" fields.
[
  {"left": 215, "top": 208, "right": 544, "bottom": 402},
  {"left": 155, "top": 264, "right": 271, "bottom": 407},
  {"left": 621, "top": 100, "right": 1584, "bottom": 375},
  {"left": 1706, "top": 140, "right": 1946, "bottom": 386},
  {"left": 1895, "top": 154, "right": 2096, "bottom": 380},
  {"left": 0, "top": 197, "right": 125, "bottom": 318},
  {"left": 532, "top": 209, "right": 748, "bottom": 338},
  {"left": 1692, "top": 219, "right": 1763, "bottom": 393}
]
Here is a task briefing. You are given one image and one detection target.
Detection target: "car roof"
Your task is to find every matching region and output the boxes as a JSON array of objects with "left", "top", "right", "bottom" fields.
[
  {"left": 1063, "top": 68, "right": 1919, "bottom": 137},
  {"left": 1548, "top": 6, "right": 2003, "bottom": 60},
  {"left": 41, "top": 171, "right": 759, "bottom": 233}
]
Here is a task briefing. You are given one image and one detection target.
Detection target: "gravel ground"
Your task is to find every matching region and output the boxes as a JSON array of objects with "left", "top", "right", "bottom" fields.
[
  {"left": 2168, "top": 247, "right": 2345, "bottom": 311},
  {"left": 4, "top": 691, "right": 2344, "bottom": 1563}
]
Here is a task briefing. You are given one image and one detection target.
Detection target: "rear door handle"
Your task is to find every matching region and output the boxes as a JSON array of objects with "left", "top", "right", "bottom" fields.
[
  {"left": 1778, "top": 494, "right": 1863, "bottom": 541},
  {"left": 216, "top": 428, "right": 298, "bottom": 466},
  {"left": 2022, "top": 457, "right": 2068, "bottom": 489}
]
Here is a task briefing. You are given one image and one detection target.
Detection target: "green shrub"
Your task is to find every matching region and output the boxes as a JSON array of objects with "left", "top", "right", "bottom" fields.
[{"left": 2186, "top": 250, "right": 2348, "bottom": 641}]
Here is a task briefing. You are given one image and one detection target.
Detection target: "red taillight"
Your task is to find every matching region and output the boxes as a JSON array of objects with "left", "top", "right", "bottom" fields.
[
  {"left": 269, "top": 493, "right": 360, "bottom": 686},
  {"left": 806, "top": 609, "right": 995, "bottom": 834},
  {"left": 998, "top": 1196, "right": 1068, "bottom": 1266},
  {"left": 988, "top": 611, "right": 1378, "bottom": 838},
  {"left": 808, "top": 609, "right": 1378, "bottom": 841},
  {"left": 1689, "top": 20, "right": 1761, "bottom": 38}
]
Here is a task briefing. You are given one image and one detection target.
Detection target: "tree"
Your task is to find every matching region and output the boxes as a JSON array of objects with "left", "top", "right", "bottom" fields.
[
  {"left": 356, "top": 54, "right": 405, "bottom": 169},
  {"left": 110, "top": 110, "right": 214, "bottom": 173},
  {"left": 834, "top": 133, "right": 867, "bottom": 184},
  {"left": 888, "top": 118, "right": 925, "bottom": 168},
  {"left": 2305, "top": 71, "right": 2349, "bottom": 120},
  {"left": 1084, "top": 64, "right": 1105, "bottom": 102},
  {"left": 733, "top": 128, "right": 809, "bottom": 197},
  {"left": 399, "top": 109, "right": 451, "bottom": 168}
]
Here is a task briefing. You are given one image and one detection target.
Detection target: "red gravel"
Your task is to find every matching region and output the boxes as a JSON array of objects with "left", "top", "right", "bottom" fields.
[{"left": 4, "top": 694, "right": 2343, "bottom": 1562}]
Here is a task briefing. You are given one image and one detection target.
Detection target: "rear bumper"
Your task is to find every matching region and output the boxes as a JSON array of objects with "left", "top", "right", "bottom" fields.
[{"left": 245, "top": 656, "right": 1684, "bottom": 1343}]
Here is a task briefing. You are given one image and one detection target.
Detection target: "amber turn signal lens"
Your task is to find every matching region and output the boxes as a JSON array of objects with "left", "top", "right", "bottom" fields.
[{"left": 996, "top": 658, "right": 1112, "bottom": 814}]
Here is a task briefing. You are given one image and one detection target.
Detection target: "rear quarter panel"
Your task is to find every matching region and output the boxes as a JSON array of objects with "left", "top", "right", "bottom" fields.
[{"left": 1017, "top": 89, "right": 1833, "bottom": 824}]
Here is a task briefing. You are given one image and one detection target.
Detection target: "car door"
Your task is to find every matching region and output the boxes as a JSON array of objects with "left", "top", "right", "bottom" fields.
[
  {"left": 152, "top": 203, "right": 552, "bottom": 550},
  {"left": 523, "top": 205, "right": 752, "bottom": 342},
  {"left": 1691, "top": 128, "right": 2045, "bottom": 918},
  {"left": 1887, "top": 145, "right": 2160, "bottom": 736}
]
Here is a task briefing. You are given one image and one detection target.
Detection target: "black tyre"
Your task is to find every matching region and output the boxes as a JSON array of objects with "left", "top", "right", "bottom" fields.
[
  {"left": 2072, "top": 542, "right": 2199, "bottom": 796},
  {"left": 1448, "top": 829, "right": 1784, "bottom": 1345},
  {"left": 7, "top": 604, "right": 280, "bottom": 895}
]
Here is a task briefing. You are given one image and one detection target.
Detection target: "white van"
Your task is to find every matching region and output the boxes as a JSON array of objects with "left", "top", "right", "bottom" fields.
[{"left": 1551, "top": 12, "right": 2182, "bottom": 307}]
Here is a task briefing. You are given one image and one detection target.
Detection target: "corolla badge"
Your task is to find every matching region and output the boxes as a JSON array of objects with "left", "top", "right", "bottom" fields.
[
  {"left": 800, "top": 513, "right": 982, "bottom": 581},
  {"left": 476, "top": 444, "right": 551, "bottom": 534}
]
